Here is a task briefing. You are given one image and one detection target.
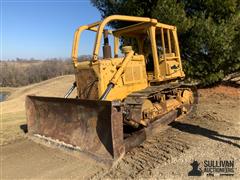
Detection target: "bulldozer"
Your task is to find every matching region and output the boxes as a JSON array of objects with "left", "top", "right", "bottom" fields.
[{"left": 26, "top": 15, "right": 194, "bottom": 165}]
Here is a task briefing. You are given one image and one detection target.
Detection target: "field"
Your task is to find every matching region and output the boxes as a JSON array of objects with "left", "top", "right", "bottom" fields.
[
  {"left": 0, "top": 60, "right": 73, "bottom": 87},
  {"left": 0, "top": 75, "right": 76, "bottom": 145},
  {"left": 1, "top": 75, "right": 240, "bottom": 178}
]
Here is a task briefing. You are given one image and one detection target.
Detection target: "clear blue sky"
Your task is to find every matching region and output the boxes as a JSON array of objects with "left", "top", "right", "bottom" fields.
[{"left": 1, "top": 0, "right": 102, "bottom": 60}]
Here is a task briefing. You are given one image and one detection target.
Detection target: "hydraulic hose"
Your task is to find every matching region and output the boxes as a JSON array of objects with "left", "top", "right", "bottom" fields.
[{"left": 64, "top": 82, "right": 77, "bottom": 98}]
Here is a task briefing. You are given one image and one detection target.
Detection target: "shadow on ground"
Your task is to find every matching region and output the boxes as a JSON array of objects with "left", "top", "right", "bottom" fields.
[
  {"left": 20, "top": 124, "right": 28, "bottom": 133},
  {"left": 170, "top": 121, "right": 240, "bottom": 149},
  {"left": 20, "top": 121, "right": 240, "bottom": 148}
]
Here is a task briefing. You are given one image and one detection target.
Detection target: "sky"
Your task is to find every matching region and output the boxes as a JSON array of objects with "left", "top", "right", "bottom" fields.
[{"left": 1, "top": 0, "right": 103, "bottom": 60}]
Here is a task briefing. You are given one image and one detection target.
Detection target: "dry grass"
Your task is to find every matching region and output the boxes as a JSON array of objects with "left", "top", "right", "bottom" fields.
[
  {"left": 0, "top": 60, "right": 73, "bottom": 87},
  {"left": 1, "top": 75, "right": 77, "bottom": 145},
  {"left": 198, "top": 85, "right": 240, "bottom": 97},
  {"left": 0, "top": 87, "right": 16, "bottom": 93}
]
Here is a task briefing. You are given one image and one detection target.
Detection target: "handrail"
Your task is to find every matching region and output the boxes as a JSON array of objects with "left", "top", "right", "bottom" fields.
[
  {"left": 92, "top": 15, "right": 158, "bottom": 61},
  {"left": 71, "top": 21, "right": 101, "bottom": 67},
  {"left": 71, "top": 15, "right": 177, "bottom": 67}
]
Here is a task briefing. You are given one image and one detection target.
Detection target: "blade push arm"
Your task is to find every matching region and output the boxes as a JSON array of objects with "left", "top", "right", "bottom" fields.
[{"left": 100, "top": 48, "right": 134, "bottom": 100}]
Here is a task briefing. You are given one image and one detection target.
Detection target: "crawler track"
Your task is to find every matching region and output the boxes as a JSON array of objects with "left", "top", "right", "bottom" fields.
[
  {"left": 104, "top": 127, "right": 193, "bottom": 178},
  {"left": 89, "top": 121, "right": 195, "bottom": 179},
  {"left": 2, "top": 86, "right": 239, "bottom": 179}
]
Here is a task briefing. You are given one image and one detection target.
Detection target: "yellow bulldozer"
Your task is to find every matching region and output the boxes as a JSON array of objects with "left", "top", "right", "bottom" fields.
[{"left": 26, "top": 15, "right": 194, "bottom": 165}]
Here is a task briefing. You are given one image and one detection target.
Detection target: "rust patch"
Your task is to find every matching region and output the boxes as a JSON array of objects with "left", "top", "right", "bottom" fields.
[{"left": 25, "top": 95, "right": 124, "bottom": 164}]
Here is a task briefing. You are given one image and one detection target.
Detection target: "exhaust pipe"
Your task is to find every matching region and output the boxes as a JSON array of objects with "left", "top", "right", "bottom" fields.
[{"left": 102, "top": 29, "right": 112, "bottom": 59}]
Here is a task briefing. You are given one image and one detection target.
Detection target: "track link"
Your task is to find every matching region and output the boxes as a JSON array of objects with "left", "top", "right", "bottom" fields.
[{"left": 103, "top": 128, "right": 192, "bottom": 178}]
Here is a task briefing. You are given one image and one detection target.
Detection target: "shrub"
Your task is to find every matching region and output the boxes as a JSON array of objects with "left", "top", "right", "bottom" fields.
[{"left": 92, "top": 0, "right": 240, "bottom": 86}]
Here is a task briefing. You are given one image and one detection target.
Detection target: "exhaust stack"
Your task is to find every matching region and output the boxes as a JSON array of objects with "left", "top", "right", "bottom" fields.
[{"left": 102, "top": 29, "right": 112, "bottom": 59}]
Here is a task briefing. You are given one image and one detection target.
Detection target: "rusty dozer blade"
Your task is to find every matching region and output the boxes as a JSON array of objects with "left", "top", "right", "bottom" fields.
[
  {"left": 25, "top": 95, "right": 125, "bottom": 165},
  {"left": 25, "top": 95, "right": 179, "bottom": 165}
]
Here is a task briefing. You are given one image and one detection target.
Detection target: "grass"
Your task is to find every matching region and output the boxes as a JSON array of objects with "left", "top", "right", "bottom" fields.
[
  {"left": 0, "top": 75, "right": 77, "bottom": 145},
  {"left": 0, "top": 87, "right": 16, "bottom": 94}
]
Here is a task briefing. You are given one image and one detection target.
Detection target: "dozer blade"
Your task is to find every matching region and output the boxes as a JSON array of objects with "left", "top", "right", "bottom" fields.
[{"left": 25, "top": 95, "right": 125, "bottom": 165}]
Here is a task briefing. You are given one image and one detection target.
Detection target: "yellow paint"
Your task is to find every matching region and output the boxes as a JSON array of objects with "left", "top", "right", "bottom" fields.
[{"left": 71, "top": 15, "right": 186, "bottom": 100}]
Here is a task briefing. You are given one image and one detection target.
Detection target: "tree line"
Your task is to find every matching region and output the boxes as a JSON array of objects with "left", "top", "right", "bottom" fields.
[
  {"left": 92, "top": 0, "right": 240, "bottom": 86},
  {"left": 0, "top": 59, "right": 74, "bottom": 87}
]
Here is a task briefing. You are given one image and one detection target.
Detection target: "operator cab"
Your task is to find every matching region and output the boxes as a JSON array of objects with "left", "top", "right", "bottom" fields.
[
  {"left": 111, "top": 21, "right": 184, "bottom": 82},
  {"left": 72, "top": 15, "right": 185, "bottom": 86}
]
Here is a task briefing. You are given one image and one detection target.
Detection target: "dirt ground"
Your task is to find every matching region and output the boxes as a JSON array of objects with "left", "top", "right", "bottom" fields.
[
  {"left": 1, "top": 85, "right": 239, "bottom": 179},
  {"left": 0, "top": 75, "right": 77, "bottom": 145}
]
